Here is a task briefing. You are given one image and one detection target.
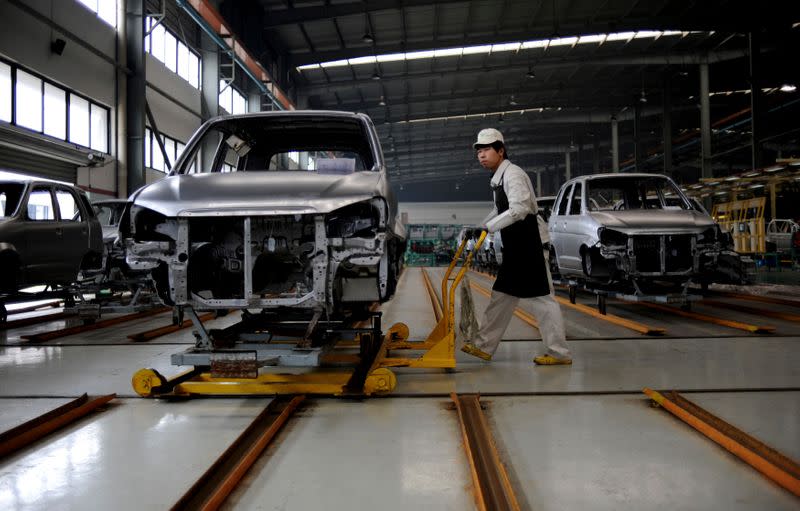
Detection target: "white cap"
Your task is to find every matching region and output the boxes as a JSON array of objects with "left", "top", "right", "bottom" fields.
[{"left": 473, "top": 128, "right": 504, "bottom": 149}]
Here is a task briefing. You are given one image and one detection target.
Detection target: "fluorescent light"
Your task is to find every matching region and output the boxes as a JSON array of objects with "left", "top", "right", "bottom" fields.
[
  {"left": 780, "top": 84, "right": 797, "bottom": 92},
  {"left": 296, "top": 30, "right": 703, "bottom": 71},
  {"left": 724, "top": 176, "right": 739, "bottom": 181},
  {"left": 764, "top": 166, "right": 784, "bottom": 172},
  {"left": 749, "top": 183, "right": 765, "bottom": 189},
  {"left": 743, "top": 171, "right": 760, "bottom": 177}
]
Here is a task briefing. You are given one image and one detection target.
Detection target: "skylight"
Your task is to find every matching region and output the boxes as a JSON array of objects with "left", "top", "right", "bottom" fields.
[{"left": 297, "top": 30, "right": 696, "bottom": 71}]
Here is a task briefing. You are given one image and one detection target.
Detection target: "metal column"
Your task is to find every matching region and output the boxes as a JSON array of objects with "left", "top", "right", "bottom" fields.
[
  {"left": 535, "top": 170, "right": 542, "bottom": 196},
  {"left": 592, "top": 136, "right": 600, "bottom": 174},
  {"left": 125, "top": 0, "right": 145, "bottom": 195},
  {"left": 700, "top": 63, "right": 712, "bottom": 179},
  {"left": 611, "top": 116, "right": 619, "bottom": 172},
  {"left": 633, "top": 103, "right": 642, "bottom": 171},
  {"left": 565, "top": 151, "right": 571, "bottom": 181},
  {"left": 200, "top": 32, "right": 219, "bottom": 170},
  {"left": 663, "top": 73, "right": 673, "bottom": 175},
  {"left": 749, "top": 32, "right": 764, "bottom": 170}
]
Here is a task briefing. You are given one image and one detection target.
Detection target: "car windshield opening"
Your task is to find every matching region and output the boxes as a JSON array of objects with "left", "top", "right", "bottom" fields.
[
  {"left": 179, "top": 116, "right": 375, "bottom": 174},
  {"left": 0, "top": 183, "right": 25, "bottom": 218},
  {"left": 586, "top": 176, "right": 690, "bottom": 211}
]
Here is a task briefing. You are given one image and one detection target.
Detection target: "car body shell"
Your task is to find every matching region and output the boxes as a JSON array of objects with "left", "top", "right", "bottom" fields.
[
  {"left": 766, "top": 219, "right": 800, "bottom": 252},
  {"left": 0, "top": 178, "right": 103, "bottom": 292},
  {"left": 123, "top": 111, "right": 406, "bottom": 313},
  {"left": 548, "top": 173, "right": 744, "bottom": 288}
]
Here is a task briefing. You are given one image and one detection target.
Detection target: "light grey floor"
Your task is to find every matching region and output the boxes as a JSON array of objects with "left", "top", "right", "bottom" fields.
[{"left": 1, "top": 266, "right": 799, "bottom": 510}]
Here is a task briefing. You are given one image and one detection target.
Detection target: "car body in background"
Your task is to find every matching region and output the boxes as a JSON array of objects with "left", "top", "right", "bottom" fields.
[
  {"left": 0, "top": 178, "right": 103, "bottom": 293},
  {"left": 92, "top": 199, "right": 132, "bottom": 277},
  {"left": 122, "top": 111, "right": 406, "bottom": 315},
  {"left": 548, "top": 173, "right": 749, "bottom": 293},
  {"left": 766, "top": 218, "right": 800, "bottom": 252}
]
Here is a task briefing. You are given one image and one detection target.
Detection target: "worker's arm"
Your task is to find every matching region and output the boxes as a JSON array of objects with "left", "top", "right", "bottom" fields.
[
  {"left": 480, "top": 206, "right": 498, "bottom": 230},
  {"left": 485, "top": 169, "right": 534, "bottom": 232}
]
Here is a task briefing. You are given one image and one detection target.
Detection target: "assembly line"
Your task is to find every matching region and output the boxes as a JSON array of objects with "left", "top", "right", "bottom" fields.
[{"left": 2, "top": 1, "right": 800, "bottom": 510}]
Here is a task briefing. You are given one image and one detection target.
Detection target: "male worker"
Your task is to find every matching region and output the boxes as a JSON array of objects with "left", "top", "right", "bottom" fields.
[{"left": 461, "top": 128, "right": 572, "bottom": 365}]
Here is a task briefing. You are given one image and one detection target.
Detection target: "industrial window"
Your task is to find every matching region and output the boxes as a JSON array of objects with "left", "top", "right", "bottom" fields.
[
  {"left": 77, "top": 0, "right": 117, "bottom": 28},
  {"left": 15, "top": 70, "right": 43, "bottom": 132},
  {"left": 145, "top": 18, "right": 202, "bottom": 90},
  {"left": 218, "top": 81, "right": 248, "bottom": 114},
  {"left": 69, "top": 95, "right": 90, "bottom": 148},
  {"left": 0, "top": 62, "right": 10, "bottom": 122},
  {"left": 44, "top": 84, "right": 67, "bottom": 140},
  {"left": 2, "top": 59, "right": 110, "bottom": 153},
  {"left": 144, "top": 127, "right": 190, "bottom": 173},
  {"left": 90, "top": 104, "right": 108, "bottom": 153},
  {"left": 164, "top": 31, "right": 178, "bottom": 73}
]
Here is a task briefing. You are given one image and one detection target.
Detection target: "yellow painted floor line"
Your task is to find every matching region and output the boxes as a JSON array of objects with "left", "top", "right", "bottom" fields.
[
  {"left": 702, "top": 299, "right": 800, "bottom": 323},
  {"left": 469, "top": 271, "right": 664, "bottom": 336},
  {"left": 636, "top": 301, "right": 774, "bottom": 334}
]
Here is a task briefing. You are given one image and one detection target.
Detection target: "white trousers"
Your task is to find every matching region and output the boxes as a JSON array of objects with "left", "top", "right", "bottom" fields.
[{"left": 474, "top": 250, "right": 571, "bottom": 359}]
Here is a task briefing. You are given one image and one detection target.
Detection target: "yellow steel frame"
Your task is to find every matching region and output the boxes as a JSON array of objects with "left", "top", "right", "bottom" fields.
[
  {"left": 712, "top": 197, "right": 766, "bottom": 254},
  {"left": 378, "top": 231, "right": 487, "bottom": 369}
]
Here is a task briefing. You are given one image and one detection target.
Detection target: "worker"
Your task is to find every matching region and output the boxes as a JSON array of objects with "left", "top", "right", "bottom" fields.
[{"left": 461, "top": 128, "right": 572, "bottom": 365}]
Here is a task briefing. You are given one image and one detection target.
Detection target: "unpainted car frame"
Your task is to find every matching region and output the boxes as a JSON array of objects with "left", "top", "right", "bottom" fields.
[
  {"left": 122, "top": 111, "right": 406, "bottom": 320},
  {"left": 548, "top": 173, "right": 750, "bottom": 294}
]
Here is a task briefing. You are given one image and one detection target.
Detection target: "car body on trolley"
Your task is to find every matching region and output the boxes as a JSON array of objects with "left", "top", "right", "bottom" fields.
[
  {"left": 548, "top": 173, "right": 749, "bottom": 293},
  {"left": 121, "top": 111, "right": 406, "bottom": 316}
]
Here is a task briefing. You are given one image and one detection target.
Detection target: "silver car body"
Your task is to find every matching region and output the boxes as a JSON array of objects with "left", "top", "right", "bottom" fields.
[
  {"left": 123, "top": 111, "right": 406, "bottom": 313},
  {"left": 766, "top": 219, "right": 799, "bottom": 252},
  {"left": 549, "top": 173, "right": 741, "bottom": 287}
]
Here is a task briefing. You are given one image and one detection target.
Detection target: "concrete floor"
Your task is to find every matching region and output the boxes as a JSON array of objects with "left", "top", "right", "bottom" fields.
[{"left": 1, "top": 267, "right": 799, "bottom": 510}]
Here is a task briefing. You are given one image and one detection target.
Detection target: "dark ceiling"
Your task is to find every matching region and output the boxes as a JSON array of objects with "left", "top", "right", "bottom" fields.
[{"left": 216, "top": 0, "right": 800, "bottom": 200}]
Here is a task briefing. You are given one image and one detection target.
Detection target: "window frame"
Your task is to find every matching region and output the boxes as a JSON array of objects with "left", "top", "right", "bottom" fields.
[{"left": 1, "top": 58, "right": 111, "bottom": 154}]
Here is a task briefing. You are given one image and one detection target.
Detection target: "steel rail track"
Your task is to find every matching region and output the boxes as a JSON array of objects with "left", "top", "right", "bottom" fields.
[
  {"left": 170, "top": 395, "right": 305, "bottom": 511},
  {"left": 0, "top": 393, "right": 116, "bottom": 459}
]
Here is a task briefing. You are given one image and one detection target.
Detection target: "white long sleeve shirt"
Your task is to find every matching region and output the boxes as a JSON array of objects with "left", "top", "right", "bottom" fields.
[{"left": 482, "top": 159, "right": 548, "bottom": 243}]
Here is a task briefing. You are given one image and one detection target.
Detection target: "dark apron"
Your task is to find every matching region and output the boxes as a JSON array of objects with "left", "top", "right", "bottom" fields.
[{"left": 492, "top": 176, "right": 550, "bottom": 298}]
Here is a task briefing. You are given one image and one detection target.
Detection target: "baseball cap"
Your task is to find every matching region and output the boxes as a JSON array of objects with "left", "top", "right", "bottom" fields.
[{"left": 473, "top": 128, "right": 504, "bottom": 149}]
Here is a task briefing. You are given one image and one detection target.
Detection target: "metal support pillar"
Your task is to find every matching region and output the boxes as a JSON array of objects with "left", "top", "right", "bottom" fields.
[
  {"left": 611, "top": 116, "right": 619, "bottom": 172},
  {"left": 565, "top": 151, "right": 571, "bottom": 182},
  {"left": 115, "top": 0, "right": 127, "bottom": 197},
  {"left": 125, "top": 0, "right": 145, "bottom": 194},
  {"left": 663, "top": 73, "right": 673, "bottom": 176},
  {"left": 200, "top": 32, "right": 220, "bottom": 170},
  {"left": 769, "top": 182, "right": 777, "bottom": 220},
  {"left": 634, "top": 102, "right": 642, "bottom": 171},
  {"left": 749, "top": 32, "right": 764, "bottom": 170},
  {"left": 700, "top": 62, "right": 712, "bottom": 179},
  {"left": 592, "top": 136, "right": 600, "bottom": 173},
  {"left": 535, "top": 170, "right": 542, "bottom": 196}
]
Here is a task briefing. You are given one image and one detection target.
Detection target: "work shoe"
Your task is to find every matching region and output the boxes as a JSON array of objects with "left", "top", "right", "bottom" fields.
[
  {"left": 461, "top": 342, "right": 492, "bottom": 361},
  {"left": 533, "top": 354, "right": 573, "bottom": 365}
]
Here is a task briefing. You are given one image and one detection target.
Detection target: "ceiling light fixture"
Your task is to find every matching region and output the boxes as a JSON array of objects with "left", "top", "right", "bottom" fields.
[
  {"left": 639, "top": 90, "right": 648, "bottom": 103},
  {"left": 526, "top": 67, "right": 536, "bottom": 79},
  {"left": 371, "top": 72, "right": 381, "bottom": 80},
  {"left": 780, "top": 84, "right": 797, "bottom": 92},
  {"left": 509, "top": 95, "right": 518, "bottom": 106}
]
